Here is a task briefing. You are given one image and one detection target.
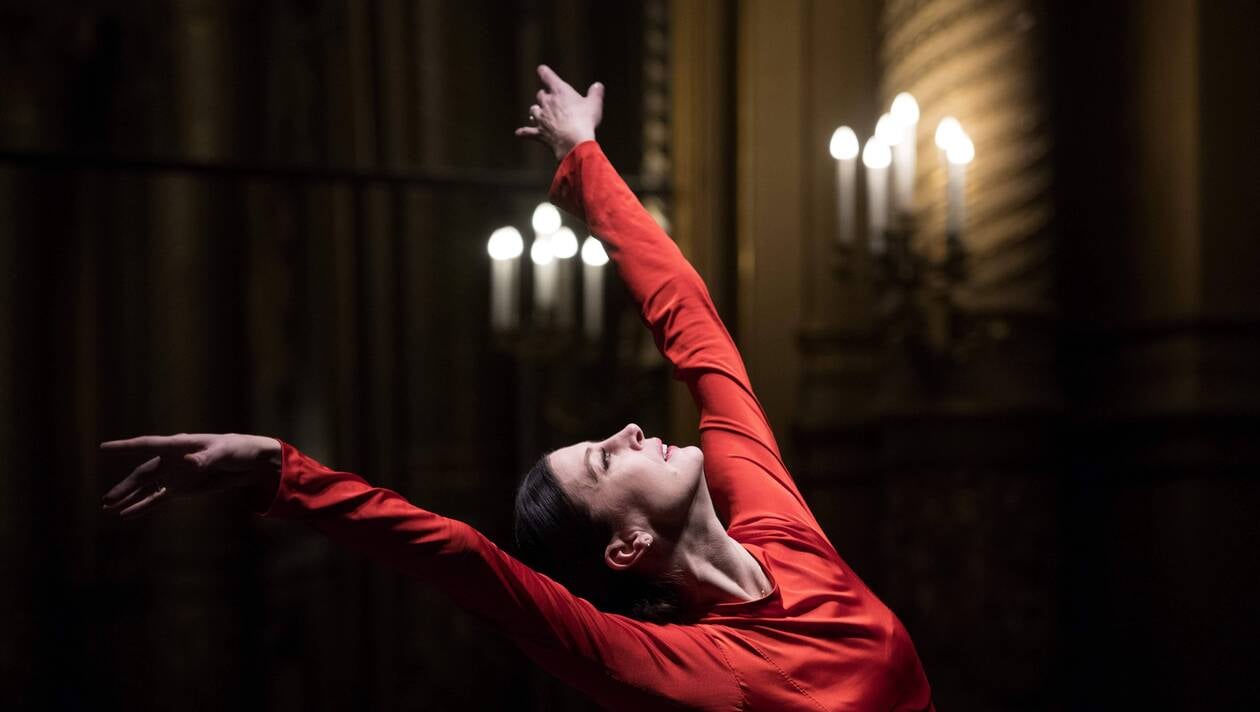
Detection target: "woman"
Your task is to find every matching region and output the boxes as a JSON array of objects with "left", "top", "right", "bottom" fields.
[{"left": 101, "top": 65, "right": 935, "bottom": 711}]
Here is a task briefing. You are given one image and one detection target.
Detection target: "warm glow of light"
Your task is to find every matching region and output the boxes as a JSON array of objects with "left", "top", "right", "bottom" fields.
[
  {"left": 551, "top": 227, "right": 578, "bottom": 258},
  {"left": 862, "top": 137, "right": 892, "bottom": 169},
  {"left": 890, "top": 93, "right": 920, "bottom": 126},
  {"left": 874, "top": 113, "right": 904, "bottom": 146},
  {"left": 947, "top": 134, "right": 975, "bottom": 165},
  {"left": 487, "top": 226, "right": 523, "bottom": 260},
  {"left": 935, "top": 116, "right": 964, "bottom": 151},
  {"left": 829, "top": 126, "right": 860, "bottom": 160},
  {"left": 531, "top": 202, "right": 562, "bottom": 234},
  {"left": 530, "top": 234, "right": 555, "bottom": 265},
  {"left": 580, "top": 236, "right": 609, "bottom": 266}
]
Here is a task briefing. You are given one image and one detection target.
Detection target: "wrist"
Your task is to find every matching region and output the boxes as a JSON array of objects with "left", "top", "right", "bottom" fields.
[
  {"left": 554, "top": 132, "right": 596, "bottom": 161},
  {"left": 250, "top": 436, "right": 283, "bottom": 512}
]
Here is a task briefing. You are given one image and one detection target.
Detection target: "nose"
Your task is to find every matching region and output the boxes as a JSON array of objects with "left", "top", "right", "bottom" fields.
[{"left": 618, "top": 423, "right": 644, "bottom": 449}]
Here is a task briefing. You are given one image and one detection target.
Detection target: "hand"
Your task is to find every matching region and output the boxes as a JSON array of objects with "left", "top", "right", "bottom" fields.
[
  {"left": 100, "top": 433, "right": 282, "bottom": 519},
  {"left": 515, "top": 64, "right": 604, "bottom": 161}
]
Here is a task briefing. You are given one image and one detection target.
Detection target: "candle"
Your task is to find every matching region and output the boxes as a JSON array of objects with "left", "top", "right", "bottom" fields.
[
  {"left": 935, "top": 116, "right": 963, "bottom": 190},
  {"left": 580, "top": 236, "right": 608, "bottom": 341},
  {"left": 550, "top": 226, "right": 579, "bottom": 330},
  {"left": 890, "top": 93, "right": 919, "bottom": 214},
  {"left": 874, "top": 113, "right": 905, "bottom": 217},
  {"left": 862, "top": 136, "right": 892, "bottom": 255},
  {"left": 945, "top": 132, "right": 974, "bottom": 240},
  {"left": 935, "top": 116, "right": 963, "bottom": 163},
  {"left": 829, "top": 126, "right": 859, "bottom": 246},
  {"left": 529, "top": 202, "right": 562, "bottom": 325},
  {"left": 487, "top": 226, "right": 523, "bottom": 333},
  {"left": 530, "top": 232, "right": 557, "bottom": 322}
]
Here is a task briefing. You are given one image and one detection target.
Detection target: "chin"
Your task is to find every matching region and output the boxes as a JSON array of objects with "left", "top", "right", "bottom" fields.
[
  {"left": 669, "top": 444, "right": 701, "bottom": 468},
  {"left": 677, "top": 446, "right": 704, "bottom": 482}
]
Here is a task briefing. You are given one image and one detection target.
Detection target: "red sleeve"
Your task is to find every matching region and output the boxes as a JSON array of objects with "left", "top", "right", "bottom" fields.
[
  {"left": 254, "top": 439, "right": 743, "bottom": 710},
  {"left": 549, "top": 141, "right": 824, "bottom": 534}
]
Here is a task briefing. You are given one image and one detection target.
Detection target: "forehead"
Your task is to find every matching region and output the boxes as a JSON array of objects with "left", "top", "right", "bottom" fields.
[{"left": 548, "top": 441, "right": 595, "bottom": 493}]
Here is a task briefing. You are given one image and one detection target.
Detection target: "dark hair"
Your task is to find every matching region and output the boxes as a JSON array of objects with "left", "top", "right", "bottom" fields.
[{"left": 512, "top": 453, "right": 691, "bottom": 624}]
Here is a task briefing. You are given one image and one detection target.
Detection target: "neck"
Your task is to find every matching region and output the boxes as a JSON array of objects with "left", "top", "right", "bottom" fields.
[{"left": 662, "top": 474, "right": 771, "bottom": 614}]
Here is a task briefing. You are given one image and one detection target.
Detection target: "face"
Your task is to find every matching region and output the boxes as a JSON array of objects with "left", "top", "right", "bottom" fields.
[{"left": 547, "top": 423, "right": 705, "bottom": 539}]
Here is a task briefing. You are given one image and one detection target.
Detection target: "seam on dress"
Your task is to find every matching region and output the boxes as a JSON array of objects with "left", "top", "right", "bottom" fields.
[
  {"left": 704, "top": 629, "right": 749, "bottom": 711},
  {"left": 743, "top": 636, "right": 827, "bottom": 712}
]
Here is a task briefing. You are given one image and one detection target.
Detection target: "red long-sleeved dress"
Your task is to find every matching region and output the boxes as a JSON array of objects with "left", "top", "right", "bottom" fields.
[{"left": 255, "top": 140, "right": 935, "bottom": 711}]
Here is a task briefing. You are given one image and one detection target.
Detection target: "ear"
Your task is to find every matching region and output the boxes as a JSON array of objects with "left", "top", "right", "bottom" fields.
[{"left": 604, "top": 530, "right": 653, "bottom": 572}]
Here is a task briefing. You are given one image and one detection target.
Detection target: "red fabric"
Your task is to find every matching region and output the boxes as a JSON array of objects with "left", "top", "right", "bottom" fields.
[{"left": 255, "top": 140, "right": 934, "bottom": 711}]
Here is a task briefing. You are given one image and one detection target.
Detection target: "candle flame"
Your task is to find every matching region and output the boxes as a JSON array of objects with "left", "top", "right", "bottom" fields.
[
  {"left": 550, "top": 227, "right": 579, "bottom": 259},
  {"left": 946, "top": 134, "right": 975, "bottom": 165},
  {"left": 487, "top": 226, "right": 523, "bottom": 260},
  {"left": 862, "top": 137, "right": 892, "bottom": 169},
  {"left": 580, "top": 236, "right": 609, "bottom": 266},
  {"left": 530, "top": 234, "right": 556, "bottom": 265},
  {"left": 890, "top": 93, "right": 920, "bottom": 125},
  {"left": 935, "top": 116, "right": 964, "bottom": 151},
  {"left": 531, "top": 202, "right": 562, "bottom": 235},
  {"left": 829, "top": 126, "right": 860, "bottom": 160},
  {"left": 874, "top": 113, "right": 904, "bottom": 146}
]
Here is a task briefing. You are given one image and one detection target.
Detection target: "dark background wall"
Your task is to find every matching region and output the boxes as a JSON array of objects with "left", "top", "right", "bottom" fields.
[
  {"left": 1, "top": 2, "right": 667, "bottom": 710},
  {"left": 1, "top": 1, "right": 1257, "bottom": 710}
]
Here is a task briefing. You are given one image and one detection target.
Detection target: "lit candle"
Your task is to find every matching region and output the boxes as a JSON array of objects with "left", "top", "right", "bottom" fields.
[
  {"left": 551, "top": 226, "right": 579, "bottom": 330},
  {"left": 580, "top": 236, "right": 608, "bottom": 341},
  {"left": 530, "top": 232, "right": 557, "bottom": 321},
  {"left": 487, "top": 226, "right": 523, "bottom": 333},
  {"left": 862, "top": 136, "right": 892, "bottom": 255},
  {"left": 935, "top": 116, "right": 963, "bottom": 177},
  {"left": 874, "top": 113, "right": 905, "bottom": 217},
  {"left": 829, "top": 126, "right": 859, "bottom": 246},
  {"left": 945, "top": 132, "right": 974, "bottom": 240},
  {"left": 530, "top": 202, "right": 562, "bottom": 325},
  {"left": 890, "top": 93, "right": 919, "bottom": 214}
]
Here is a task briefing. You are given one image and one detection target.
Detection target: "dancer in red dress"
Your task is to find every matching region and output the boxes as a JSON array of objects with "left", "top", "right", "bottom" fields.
[{"left": 102, "top": 65, "right": 934, "bottom": 711}]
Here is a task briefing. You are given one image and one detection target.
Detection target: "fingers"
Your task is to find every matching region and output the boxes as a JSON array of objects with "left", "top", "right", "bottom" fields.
[
  {"left": 586, "top": 82, "right": 604, "bottom": 101},
  {"left": 103, "top": 455, "right": 162, "bottom": 509},
  {"left": 100, "top": 433, "right": 202, "bottom": 453},
  {"left": 537, "top": 64, "right": 573, "bottom": 94},
  {"left": 515, "top": 126, "right": 542, "bottom": 139},
  {"left": 536, "top": 88, "right": 549, "bottom": 105},
  {"left": 118, "top": 483, "right": 170, "bottom": 519}
]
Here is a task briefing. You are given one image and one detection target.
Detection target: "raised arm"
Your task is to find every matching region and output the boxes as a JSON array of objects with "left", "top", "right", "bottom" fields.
[
  {"left": 518, "top": 66, "right": 823, "bottom": 534},
  {"left": 100, "top": 434, "right": 741, "bottom": 710}
]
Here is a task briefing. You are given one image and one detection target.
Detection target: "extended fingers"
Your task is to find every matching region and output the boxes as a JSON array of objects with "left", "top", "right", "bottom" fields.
[
  {"left": 118, "top": 483, "right": 170, "bottom": 519},
  {"left": 100, "top": 433, "right": 202, "bottom": 453},
  {"left": 537, "top": 64, "right": 573, "bottom": 94},
  {"left": 515, "top": 126, "right": 542, "bottom": 139},
  {"left": 103, "top": 455, "right": 161, "bottom": 510}
]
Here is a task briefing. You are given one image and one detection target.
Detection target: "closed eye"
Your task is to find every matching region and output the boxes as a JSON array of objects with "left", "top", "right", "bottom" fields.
[{"left": 601, "top": 448, "right": 610, "bottom": 471}]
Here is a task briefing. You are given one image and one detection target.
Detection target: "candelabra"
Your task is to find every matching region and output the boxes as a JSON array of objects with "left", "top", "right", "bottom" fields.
[
  {"left": 830, "top": 96, "right": 988, "bottom": 392},
  {"left": 864, "top": 219, "right": 971, "bottom": 393}
]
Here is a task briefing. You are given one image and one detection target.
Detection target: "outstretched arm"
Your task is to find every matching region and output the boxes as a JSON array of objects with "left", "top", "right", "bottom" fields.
[
  {"left": 99, "top": 434, "right": 742, "bottom": 709},
  {"left": 517, "top": 66, "right": 824, "bottom": 535}
]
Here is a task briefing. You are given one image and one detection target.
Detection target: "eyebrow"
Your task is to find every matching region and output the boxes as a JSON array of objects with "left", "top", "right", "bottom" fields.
[{"left": 583, "top": 443, "right": 598, "bottom": 483}]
